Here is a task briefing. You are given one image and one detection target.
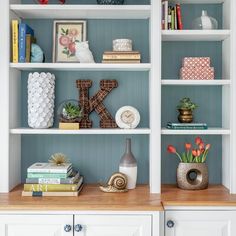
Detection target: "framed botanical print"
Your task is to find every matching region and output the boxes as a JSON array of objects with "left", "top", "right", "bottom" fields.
[{"left": 53, "top": 20, "right": 87, "bottom": 63}]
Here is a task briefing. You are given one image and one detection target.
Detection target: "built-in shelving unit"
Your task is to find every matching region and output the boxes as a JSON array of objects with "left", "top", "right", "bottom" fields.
[{"left": 10, "top": 63, "right": 151, "bottom": 71}]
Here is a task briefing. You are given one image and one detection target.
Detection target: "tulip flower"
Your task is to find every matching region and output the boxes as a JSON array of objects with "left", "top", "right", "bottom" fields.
[
  {"left": 206, "top": 144, "right": 211, "bottom": 150},
  {"left": 185, "top": 143, "right": 191, "bottom": 151},
  {"left": 199, "top": 142, "right": 205, "bottom": 150},
  {"left": 195, "top": 136, "right": 202, "bottom": 145},
  {"left": 192, "top": 149, "right": 197, "bottom": 157},
  {"left": 167, "top": 145, "right": 182, "bottom": 162}
]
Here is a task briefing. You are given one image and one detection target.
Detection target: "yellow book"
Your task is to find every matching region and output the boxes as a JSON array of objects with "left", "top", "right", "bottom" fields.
[
  {"left": 12, "top": 20, "right": 19, "bottom": 63},
  {"left": 23, "top": 176, "right": 83, "bottom": 192}
]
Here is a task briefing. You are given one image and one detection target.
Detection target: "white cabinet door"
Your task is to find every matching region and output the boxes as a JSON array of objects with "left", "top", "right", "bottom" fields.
[
  {"left": 165, "top": 211, "right": 236, "bottom": 236},
  {"left": 74, "top": 214, "right": 152, "bottom": 236},
  {"left": 0, "top": 214, "right": 73, "bottom": 236}
]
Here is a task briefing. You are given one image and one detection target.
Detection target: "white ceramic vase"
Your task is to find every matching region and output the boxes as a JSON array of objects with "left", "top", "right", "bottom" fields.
[{"left": 28, "top": 72, "right": 55, "bottom": 129}]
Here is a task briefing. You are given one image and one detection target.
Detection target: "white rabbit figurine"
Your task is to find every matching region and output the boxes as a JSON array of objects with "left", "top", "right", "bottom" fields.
[{"left": 75, "top": 41, "right": 95, "bottom": 63}]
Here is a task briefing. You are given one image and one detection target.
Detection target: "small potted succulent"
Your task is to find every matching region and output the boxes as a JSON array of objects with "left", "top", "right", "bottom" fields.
[
  {"left": 58, "top": 99, "right": 83, "bottom": 130},
  {"left": 167, "top": 136, "right": 211, "bottom": 190},
  {"left": 177, "top": 97, "right": 198, "bottom": 123}
]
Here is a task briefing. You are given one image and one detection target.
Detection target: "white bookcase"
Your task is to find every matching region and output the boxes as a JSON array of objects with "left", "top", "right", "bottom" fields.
[{"left": 1, "top": 0, "right": 235, "bottom": 195}]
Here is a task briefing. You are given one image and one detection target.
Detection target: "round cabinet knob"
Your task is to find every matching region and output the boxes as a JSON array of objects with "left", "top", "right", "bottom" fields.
[
  {"left": 74, "top": 224, "right": 83, "bottom": 232},
  {"left": 64, "top": 225, "right": 72, "bottom": 232},
  {"left": 167, "top": 220, "right": 175, "bottom": 228}
]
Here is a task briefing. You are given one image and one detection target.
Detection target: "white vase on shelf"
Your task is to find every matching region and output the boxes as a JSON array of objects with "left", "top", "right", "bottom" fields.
[{"left": 28, "top": 72, "right": 55, "bottom": 129}]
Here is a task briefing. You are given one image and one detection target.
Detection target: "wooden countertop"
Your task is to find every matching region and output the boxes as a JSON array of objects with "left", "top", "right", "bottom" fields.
[
  {"left": 161, "top": 185, "right": 236, "bottom": 207},
  {"left": 0, "top": 184, "right": 162, "bottom": 211},
  {"left": 1, "top": 184, "right": 236, "bottom": 211}
]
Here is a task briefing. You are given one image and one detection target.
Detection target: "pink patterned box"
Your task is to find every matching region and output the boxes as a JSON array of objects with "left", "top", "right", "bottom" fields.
[
  {"left": 183, "top": 57, "right": 211, "bottom": 68},
  {"left": 180, "top": 67, "right": 214, "bottom": 80}
]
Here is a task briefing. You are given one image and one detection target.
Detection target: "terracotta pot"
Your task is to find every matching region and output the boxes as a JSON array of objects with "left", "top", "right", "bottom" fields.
[
  {"left": 178, "top": 108, "right": 193, "bottom": 123},
  {"left": 177, "top": 163, "right": 208, "bottom": 190}
]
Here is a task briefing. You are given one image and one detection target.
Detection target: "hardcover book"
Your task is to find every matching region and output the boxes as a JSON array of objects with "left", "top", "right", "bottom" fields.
[
  {"left": 22, "top": 184, "right": 84, "bottom": 197},
  {"left": 26, "top": 171, "right": 80, "bottom": 184},
  {"left": 12, "top": 20, "right": 19, "bottom": 63},
  {"left": 27, "top": 162, "right": 72, "bottom": 174},
  {"left": 167, "top": 122, "right": 208, "bottom": 130},
  {"left": 24, "top": 176, "right": 83, "bottom": 192},
  {"left": 27, "top": 169, "right": 73, "bottom": 179}
]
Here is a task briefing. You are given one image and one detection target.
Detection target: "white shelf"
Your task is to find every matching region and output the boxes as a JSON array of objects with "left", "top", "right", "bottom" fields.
[
  {"left": 162, "top": 30, "right": 230, "bottom": 41},
  {"left": 10, "top": 128, "right": 151, "bottom": 135},
  {"left": 169, "top": 0, "right": 224, "bottom": 3},
  {"left": 161, "top": 128, "right": 231, "bottom": 135},
  {"left": 10, "top": 63, "right": 151, "bottom": 72},
  {"left": 162, "top": 80, "right": 231, "bottom": 86},
  {"left": 10, "top": 4, "right": 150, "bottom": 19}
]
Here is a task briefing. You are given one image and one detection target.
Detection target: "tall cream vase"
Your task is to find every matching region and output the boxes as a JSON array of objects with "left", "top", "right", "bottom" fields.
[{"left": 28, "top": 72, "right": 55, "bottom": 129}]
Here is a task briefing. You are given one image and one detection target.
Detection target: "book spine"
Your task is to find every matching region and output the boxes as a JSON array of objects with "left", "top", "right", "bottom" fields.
[
  {"left": 24, "top": 184, "right": 79, "bottom": 192},
  {"left": 27, "top": 166, "right": 72, "bottom": 174},
  {"left": 22, "top": 191, "right": 79, "bottom": 197},
  {"left": 25, "top": 34, "right": 32, "bottom": 63},
  {"left": 176, "top": 4, "right": 183, "bottom": 30},
  {"left": 27, "top": 173, "right": 69, "bottom": 179},
  {"left": 19, "top": 24, "right": 26, "bottom": 63},
  {"left": 174, "top": 6, "right": 177, "bottom": 30},
  {"left": 12, "top": 20, "right": 18, "bottom": 63},
  {"left": 164, "top": 1, "right": 168, "bottom": 30},
  {"left": 171, "top": 8, "right": 175, "bottom": 30},
  {"left": 168, "top": 6, "right": 171, "bottom": 30},
  {"left": 162, "top": 2, "right": 165, "bottom": 30},
  {"left": 102, "top": 60, "right": 140, "bottom": 64},
  {"left": 103, "top": 54, "right": 141, "bottom": 60}
]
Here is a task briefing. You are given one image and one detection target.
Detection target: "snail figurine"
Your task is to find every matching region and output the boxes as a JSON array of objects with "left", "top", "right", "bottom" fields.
[{"left": 99, "top": 172, "right": 128, "bottom": 193}]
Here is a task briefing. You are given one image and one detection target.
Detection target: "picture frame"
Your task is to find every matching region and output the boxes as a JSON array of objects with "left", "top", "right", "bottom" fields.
[{"left": 53, "top": 20, "right": 87, "bottom": 63}]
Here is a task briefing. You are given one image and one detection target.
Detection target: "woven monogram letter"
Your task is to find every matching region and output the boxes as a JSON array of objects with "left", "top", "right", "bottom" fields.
[{"left": 76, "top": 80, "right": 118, "bottom": 128}]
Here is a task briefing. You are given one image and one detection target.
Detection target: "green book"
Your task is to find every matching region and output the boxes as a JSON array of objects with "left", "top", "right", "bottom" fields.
[
  {"left": 171, "top": 7, "right": 175, "bottom": 30},
  {"left": 27, "top": 171, "right": 72, "bottom": 179}
]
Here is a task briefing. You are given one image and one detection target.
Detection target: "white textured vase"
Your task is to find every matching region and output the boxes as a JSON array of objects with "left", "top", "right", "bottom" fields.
[{"left": 28, "top": 72, "right": 55, "bottom": 129}]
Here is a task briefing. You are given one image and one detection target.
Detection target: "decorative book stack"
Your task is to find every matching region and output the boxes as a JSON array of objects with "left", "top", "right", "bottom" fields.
[
  {"left": 102, "top": 51, "right": 141, "bottom": 64},
  {"left": 22, "top": 163, "right": 83, "bottom": 196},
  {"left": 180, "top": 57, "right": 215, "bottom": 80},
  {"left": 167, "top": 122, "right": 208, "bottom": 130}
]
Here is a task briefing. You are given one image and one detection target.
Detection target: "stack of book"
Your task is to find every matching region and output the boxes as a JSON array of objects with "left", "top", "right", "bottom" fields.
[
  {"left": 22, "top": 163, "right": 83, "bottom": 197},
  {"left": 162, "top": 1, "right": 183, "bottom": 30},
  {"left": 12, "top": 20, "right": 36, "bottom": 63},
  {"left": 167, "top": 122, "right": 208, "bottom": 130},
  {"left": 102, "top": 51, "right": 141, "bottom": 64}
]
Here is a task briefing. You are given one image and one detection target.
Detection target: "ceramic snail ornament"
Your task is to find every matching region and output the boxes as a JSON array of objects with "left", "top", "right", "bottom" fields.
[{"left": 99, "top": 172, "right": 128, "bottom": 193}]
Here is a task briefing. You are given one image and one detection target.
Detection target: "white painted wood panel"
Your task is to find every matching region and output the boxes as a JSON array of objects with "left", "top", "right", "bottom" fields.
[
  {"left": 74, "top": 215, "right": 151, "bottom": 236},
  {"left": 0, "top": 215, "right": 73, "bottom": 236},
  {"left": 165, "top": 211, "right": 236, "bottom": 236},
  {"left": 10, "top": 5, "right": 150, "bottom": 19},
  {"left": 162, "top": 80, "right": 231, "bottom": 86}
]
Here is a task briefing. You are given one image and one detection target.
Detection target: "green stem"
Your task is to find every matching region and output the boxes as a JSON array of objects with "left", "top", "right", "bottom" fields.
[{"left": 176, "top": 152, "right": 183, "bottom": 162}]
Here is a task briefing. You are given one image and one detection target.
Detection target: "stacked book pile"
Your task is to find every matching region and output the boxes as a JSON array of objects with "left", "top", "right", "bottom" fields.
[
  {"left": 162, "top": 1, "right": 183, "bottom": 30},
  {"left": 22, "top": 163, "right": 83, "bottom": 196},
  {"left": 102, "top": 51, "right": 141, "bottom": 64},
  {"left": 12, "top": 20, "right": 36, "bottom": 63},
  {"left": 167, "top": 122, "right": 208, "bottom": 130}
]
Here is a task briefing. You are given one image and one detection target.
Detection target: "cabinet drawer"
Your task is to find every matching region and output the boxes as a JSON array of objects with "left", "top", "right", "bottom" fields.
[
  {"left": 74, "top": 214, "right": 152, "bottom": 236},
  {"left": 165, "top": 211, "right": 236, "bottom": 236}
]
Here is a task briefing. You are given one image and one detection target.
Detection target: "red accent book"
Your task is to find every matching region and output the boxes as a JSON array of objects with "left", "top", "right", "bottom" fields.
[{"left": 176, "top": 4, "right": 183, "bottom": 30}]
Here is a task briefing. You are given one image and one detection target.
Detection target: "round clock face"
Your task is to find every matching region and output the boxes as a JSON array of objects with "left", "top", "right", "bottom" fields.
[{"left": 115, "top": 106, "right": 140, "bottom": 129}]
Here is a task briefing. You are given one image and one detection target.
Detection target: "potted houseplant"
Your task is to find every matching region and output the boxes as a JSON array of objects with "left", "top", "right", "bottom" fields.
[
  {"left": 167, "top": 136, "right": 211, "bottom": 190},
  {"left": 177, "top": 97, "right": 198, "bottom": 123},
  {"left": 58, "top": 100, "right": 83, "bottom": 130}
]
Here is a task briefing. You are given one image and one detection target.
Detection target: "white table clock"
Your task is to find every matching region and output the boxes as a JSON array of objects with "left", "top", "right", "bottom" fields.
[{"left": 115, "top": 106, "right": 140, "bottom": 129}]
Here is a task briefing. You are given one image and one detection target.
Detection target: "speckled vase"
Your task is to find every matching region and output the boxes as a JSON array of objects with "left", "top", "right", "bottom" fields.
[
  {"left": 28, "top": 72, "right": 55, "bottom": 129},
  {"left": 177, "top": 163, "right": 208, "bottom": 190}
]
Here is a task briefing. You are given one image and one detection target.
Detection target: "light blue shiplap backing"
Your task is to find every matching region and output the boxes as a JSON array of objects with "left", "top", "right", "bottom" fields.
[{"left": 21, "top": 2, "right": 223, "bottom": 184}]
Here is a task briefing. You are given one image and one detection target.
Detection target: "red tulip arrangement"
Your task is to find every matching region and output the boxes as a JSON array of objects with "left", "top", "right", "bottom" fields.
[
  {"left": 167, "top": 137, "right": 211, "bottom": 163},
  {"left": 37, "top": 0, "right": 65, "bottom": 4}
]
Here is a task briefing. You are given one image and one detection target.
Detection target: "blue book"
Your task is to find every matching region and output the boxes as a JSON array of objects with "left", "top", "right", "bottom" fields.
[{"left": 19, "top": 23, "right": 34, "bottom": 63}]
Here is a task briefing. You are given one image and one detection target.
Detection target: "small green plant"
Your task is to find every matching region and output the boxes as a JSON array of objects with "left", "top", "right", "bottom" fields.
[
  {"left": 62, "top": 102, "right": 82, "bottom": 120},
  {"left": 177, "top": 97, "right": 198, "bottom": 111}
]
